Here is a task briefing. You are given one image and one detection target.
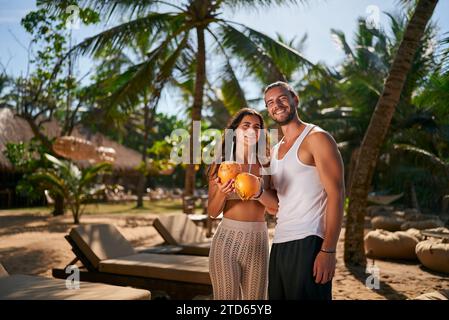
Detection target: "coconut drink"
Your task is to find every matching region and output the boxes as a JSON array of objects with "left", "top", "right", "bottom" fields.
[
  {"left": 234, "top": 172, "right": 261, "bottom": 200},
  {"left": 218, "top": 161, "right": 242, "bottom": 184}
]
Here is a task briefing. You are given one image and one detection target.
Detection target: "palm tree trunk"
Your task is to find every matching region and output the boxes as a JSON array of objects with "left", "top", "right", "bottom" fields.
[
  {"left": 136, "top": 96, "right": 150, "bottom": 208},
  {"left": 346, "top": 147, "right": 360, "bottom": 195},
  {"left": 136, "top": 85, "right": 163, "bottom": 208},
  {"left": 184, "top": 27, "right": 206, "bottom": 213},
  {"left": 344, "top": 0, "right": 438, "bottom": 266},
  {"left": 52, "top": 194, "right": 64, "bottom": 216}
]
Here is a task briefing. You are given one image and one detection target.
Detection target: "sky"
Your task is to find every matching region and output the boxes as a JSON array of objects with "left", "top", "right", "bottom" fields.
[{"left": 1, "top": 0, "right": 448, "bottom": 116}]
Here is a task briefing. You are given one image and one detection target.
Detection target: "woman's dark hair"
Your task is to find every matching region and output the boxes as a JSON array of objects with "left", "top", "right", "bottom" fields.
[{"left": 207, "top": 108, "right": 268, "bottom": 179}]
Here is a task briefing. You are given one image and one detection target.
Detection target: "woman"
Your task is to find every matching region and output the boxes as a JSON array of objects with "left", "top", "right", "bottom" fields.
[{"left": 207, "top": 108, "right": 278, "bottom": 300}]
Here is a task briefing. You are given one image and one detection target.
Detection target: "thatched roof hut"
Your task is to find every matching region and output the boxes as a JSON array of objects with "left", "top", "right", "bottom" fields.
[{"left": 0, "top": 107, "right": 142, "bottom": 173}]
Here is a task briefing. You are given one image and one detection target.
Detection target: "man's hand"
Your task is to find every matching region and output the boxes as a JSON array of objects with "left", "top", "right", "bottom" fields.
[{"left": 313, "top": 251, "right": 336, "bottom": 284}]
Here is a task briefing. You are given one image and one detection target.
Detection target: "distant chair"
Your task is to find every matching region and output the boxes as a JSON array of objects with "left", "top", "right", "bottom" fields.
[
  {"left": 171, "top": 188, "right": 183, "bottom": 199},
  {"left": 0, "top": 262, "right": 150, "bottom": 300},
  {"left": 153, "top": 214, "right": 212, "bottom": 256},
  {"left": 182, "top": 195, "right": 196, "bottom": 214},
  {"left": 52, "top": 224, "right": 211, "bottom": 299}
]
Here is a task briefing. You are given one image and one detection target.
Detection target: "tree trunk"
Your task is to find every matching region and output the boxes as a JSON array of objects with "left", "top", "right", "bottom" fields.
[
  {"left": 136, "top": 97, "right": 151, "bottom": 208},
  {"left": 136, "top": 84, "right": 163, "bottom": 208},
  {"left": 20, "top": 115, "right": 53, "bottom": 151},
  {"left": 73, "top": 208, "right": 80, "bottom": 224},
  {"left": 184, "top": 27, "right": 206, "bottom": 213},
  {"left": 344, "top": 0, "right": 438, "bottom": 266},
  {"left": 410, "top": 182, "right": 420, "bottom": 211},
  {"left": 52, "top": 194, "right": 64, "bottom": 216},
  {"left": 346, "top": 147, "right": 360, "bottom": 195}
]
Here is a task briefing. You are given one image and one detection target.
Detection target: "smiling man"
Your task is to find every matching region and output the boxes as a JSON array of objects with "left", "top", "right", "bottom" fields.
[{"left": 264, "top": 81, "right": 345, "bottom": 300}]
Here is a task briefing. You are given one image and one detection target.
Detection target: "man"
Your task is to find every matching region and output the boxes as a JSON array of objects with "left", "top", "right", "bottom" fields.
[{"left": 264, "top": 81, "right": 345, "bottom": 300}]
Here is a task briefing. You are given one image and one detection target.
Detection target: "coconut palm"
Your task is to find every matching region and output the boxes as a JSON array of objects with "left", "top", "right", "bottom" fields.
[
  {"left": 29, "top": 154, "right": 111, "bottom": 224},
  {"left": 344, "top": 0, "right": 439, "bottom": 266},
  {"left": 299, "top": 12, "right": 442, "bottom": 194},
  {"left": 42, "top": 0, "right": 313, "bottom": 210}
]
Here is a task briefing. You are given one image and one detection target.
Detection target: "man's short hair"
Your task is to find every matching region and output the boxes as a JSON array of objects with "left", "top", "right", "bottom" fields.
[{"left": 263, "top": 81, "right": 298, "bottom": 100}]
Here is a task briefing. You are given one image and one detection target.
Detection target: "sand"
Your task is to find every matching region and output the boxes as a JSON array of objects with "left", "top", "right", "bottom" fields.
[{"left": 0, "top": 210, "right": 448, "bottom": 300}]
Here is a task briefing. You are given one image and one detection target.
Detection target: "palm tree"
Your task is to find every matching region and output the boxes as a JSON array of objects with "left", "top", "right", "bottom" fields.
[
  {"left": 299, "top": 12, "right": 441, "bottom": 196},
  {"left": 42, "top": 0, "right": 312, "bottom": 211},
  {"left": 29, "top": 154, "right": 111, "bottom": 224},
  {"left": 344, "top": 0, "right": 439, "bottom": 266}
]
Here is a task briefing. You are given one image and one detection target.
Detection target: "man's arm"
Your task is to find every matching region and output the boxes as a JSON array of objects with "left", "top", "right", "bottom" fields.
[{"left": 308, "top": 131, "right": 345, "bottom": 284}]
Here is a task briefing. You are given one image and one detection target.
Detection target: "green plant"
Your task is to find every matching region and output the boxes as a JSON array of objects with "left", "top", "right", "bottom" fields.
[
  {"left": 29, "top": 153, "right": 111, "bottom": 224},
  {"left": 4, "top": 139, "right": 53, "bottom": 202}
]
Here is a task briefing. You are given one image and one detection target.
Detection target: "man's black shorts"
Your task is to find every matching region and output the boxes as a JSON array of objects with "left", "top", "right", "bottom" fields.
[{"left": 268, "top": 235, "right": 332, "bottom": 300}]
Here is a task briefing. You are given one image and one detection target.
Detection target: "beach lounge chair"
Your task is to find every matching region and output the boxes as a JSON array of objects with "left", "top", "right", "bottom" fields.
[
  {"left": 0, "top": 263, "right": 150, "bottom": 300},
  {"left": 152, "top": 214, "right": 212, "bottom": 256},
  {"left": 52, "top": 224, "right": 211, "bottom": 299}
]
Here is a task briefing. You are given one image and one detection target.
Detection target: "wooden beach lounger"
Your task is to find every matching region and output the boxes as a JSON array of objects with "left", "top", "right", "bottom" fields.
[
  {"left": 52, "top": 224, "right": 211, "bottom": 299},
  {"left": 0, "top": 263, "right": 150, "bottom": 300},
  {"left": 153, "top": 214, "right": 212, "bottom": 256}
]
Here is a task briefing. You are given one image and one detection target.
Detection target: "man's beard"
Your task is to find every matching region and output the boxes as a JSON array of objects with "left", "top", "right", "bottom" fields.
[{"left": 273, "top": 106, "right": 296, "bottom": 126}]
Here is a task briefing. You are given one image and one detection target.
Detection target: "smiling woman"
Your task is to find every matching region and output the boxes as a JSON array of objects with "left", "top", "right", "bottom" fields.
[{"left": 206, "top": 108, "right": 279, "bottom": 300}]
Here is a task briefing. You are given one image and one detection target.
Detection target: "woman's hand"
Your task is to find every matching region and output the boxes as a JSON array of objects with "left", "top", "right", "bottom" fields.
[
  {"left": 251, "top": 176, "right": 264, "bottom": 200},
  {"left": 214, "top": 177, "right": 235, "bottom": 196}
]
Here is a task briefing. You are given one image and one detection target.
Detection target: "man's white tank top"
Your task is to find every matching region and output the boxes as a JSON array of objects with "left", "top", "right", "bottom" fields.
[{"left": 270, "top": 124, "right": 327, "bottom": 243}]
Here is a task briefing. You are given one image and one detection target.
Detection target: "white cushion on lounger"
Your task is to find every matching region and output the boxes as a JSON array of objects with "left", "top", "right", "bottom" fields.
[
  {"left": 70, "top": 224, "right": 136, "bottom": 269},
  {"left": 99, "top": 253, "right": 211, "bottom": 285},
  {"left": 0, "top": 275, "right": 150, "bottom": 300}
]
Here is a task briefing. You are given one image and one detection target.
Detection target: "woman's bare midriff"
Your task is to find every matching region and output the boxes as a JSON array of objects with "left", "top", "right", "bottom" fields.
[
  {"left": 223, "top": 199, "right": 266, "bottom": 222},
  {"left": 222, "top": 162, "right": 266, "bottom": 222}
]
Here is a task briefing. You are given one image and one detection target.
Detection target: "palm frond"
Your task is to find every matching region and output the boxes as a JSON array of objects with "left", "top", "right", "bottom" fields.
[
  {"left": 392, "top": 143, "right": 449, "bottom": 171},
  {"left": 28, "top": 171, "right": 66, "bottom": 198},
  {"left": 44, "top": 153, "right": 67, "bottom": 170},
  {"left": 331, "top": 29, "right": 355, "bottom": 60},
  {"left": 395, "top": 0, "right": 418, "bottom": 12},
  {"left": 219, "top": 23, "right": 286, "bottom": 83},
  {"left": 79, "top": 162, "right": 112, "bottom": 189},
  {"left": 242, "top": 24, "right": 314, "bottom": 72},
  {"left": 440, "top": 32, "right": 449, "bottom": 74},
  {"left": 219, "top": 60, "right": 248, "bottom": 112},
  {"left": 222, "top": 0, "right": 308, "bottom": 12},
  {"left": 41, "top": 0, "right": 166, "bottom": 22},
  {"left": 207, "top": 28, "right": 247, "bottom": 113},
  {"left": 104, "top": 31, "right": 189, "bottom": 108},
  {"left": 67, "top": 12, "right": 183, "bottom": 60}
]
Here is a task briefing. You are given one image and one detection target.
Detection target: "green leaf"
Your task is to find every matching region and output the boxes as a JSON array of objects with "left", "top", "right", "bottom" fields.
[
  {"left": 219, "top": 23, "right": 286, "bottom": 84},
  {"left": 64, "top": 12, "right": 182, "bottom": 59}
]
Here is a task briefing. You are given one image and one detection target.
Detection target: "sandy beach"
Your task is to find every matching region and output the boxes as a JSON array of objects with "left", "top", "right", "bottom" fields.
[{"left": 1, "top": 209, "right": 448, "bottom": 300}]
